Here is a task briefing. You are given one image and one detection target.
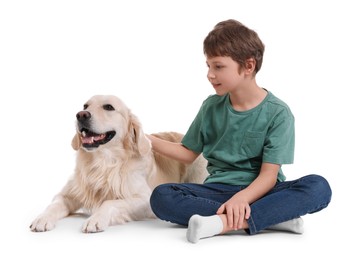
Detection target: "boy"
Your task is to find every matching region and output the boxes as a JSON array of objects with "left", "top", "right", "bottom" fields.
[{"left": 147, "top": 19, "right": 332, "bottom": 243}]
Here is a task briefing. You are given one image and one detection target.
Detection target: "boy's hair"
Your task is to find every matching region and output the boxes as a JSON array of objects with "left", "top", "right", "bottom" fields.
[{"left": 203, "top": 19, "right": 265, "bottom": 74}]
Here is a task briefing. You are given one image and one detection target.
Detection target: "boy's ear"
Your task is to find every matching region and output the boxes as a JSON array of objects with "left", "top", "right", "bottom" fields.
[{"left": 245, "top": 58, "right": 256, "bottom": 72}]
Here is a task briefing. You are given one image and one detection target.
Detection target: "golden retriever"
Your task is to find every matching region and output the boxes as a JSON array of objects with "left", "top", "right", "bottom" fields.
[{"left": 30, "top": 95, "right": 208, "bottom": 233}]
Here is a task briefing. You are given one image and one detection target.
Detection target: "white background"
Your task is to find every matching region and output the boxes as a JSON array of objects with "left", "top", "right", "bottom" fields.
[{"left": 0, "top": 0, "right": 360, "bottom": 259}]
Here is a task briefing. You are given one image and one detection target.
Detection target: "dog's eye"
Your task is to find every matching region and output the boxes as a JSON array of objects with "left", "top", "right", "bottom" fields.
[
  {"left": 103, "top": 104, "right": 115, "bottom": 111},
  {"left": 83, "top": 104, "right": 89, "bottom": 110}
]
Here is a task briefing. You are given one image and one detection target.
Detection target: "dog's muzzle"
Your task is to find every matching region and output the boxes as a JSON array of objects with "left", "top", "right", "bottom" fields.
[{"left": 76, "top": 111, "right": 116, "bottom": 149}]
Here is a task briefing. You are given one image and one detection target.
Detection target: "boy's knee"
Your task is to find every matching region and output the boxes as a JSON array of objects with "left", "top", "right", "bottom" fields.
[
  {"left": 150, "top": 184, "right": 173, "bottom": 218},
  {"left": 150, "top": 185, "right": 163, "bottom": 212},
  {"left": 304, "top": 174, "right": 332, "bottom": 207}
]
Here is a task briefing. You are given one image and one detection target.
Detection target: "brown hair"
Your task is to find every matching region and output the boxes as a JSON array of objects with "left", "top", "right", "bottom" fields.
[{"left": 203, "top": 19, "right": 265, "bottom": 74}]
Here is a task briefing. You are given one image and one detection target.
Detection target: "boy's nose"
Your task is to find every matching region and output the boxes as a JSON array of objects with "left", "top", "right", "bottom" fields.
[{"left": 207, "top": 70, "right": 216, "bottom": 79}]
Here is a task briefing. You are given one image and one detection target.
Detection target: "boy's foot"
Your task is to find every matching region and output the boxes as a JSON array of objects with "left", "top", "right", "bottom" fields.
[
  {"left": 267, "top": 217, "right": 304, "bottom": 234},
  {"left": 186, "top": 214, "right": 223, "bottom": 243}
]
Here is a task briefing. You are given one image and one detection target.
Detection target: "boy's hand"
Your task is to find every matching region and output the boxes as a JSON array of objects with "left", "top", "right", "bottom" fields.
[{"left": 216, "top": 193, "right": 251, "bottom": 230}]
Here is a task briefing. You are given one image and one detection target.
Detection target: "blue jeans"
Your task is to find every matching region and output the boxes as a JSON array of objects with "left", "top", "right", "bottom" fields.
[{"left": 150, "top": 174, "right": 332, "bottom": 235}]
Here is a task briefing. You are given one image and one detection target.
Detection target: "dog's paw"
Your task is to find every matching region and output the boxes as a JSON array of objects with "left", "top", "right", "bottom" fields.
[
  {"left": 30, "top": 215, "right": 56, "bottom": 232},
  {"left": 82, "top": 215, "right": 109, "bottom": 233}
]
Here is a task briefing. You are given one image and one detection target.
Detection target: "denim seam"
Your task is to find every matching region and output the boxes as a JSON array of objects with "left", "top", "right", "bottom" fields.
[
  {"left": 183, "top": 194, "right": 221, "bottom": 206},
  {"left": 247, "top": 215, "right": 256, "bottom": 235}
]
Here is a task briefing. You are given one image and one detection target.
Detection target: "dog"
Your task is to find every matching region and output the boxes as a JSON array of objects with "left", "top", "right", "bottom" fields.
[{"left": 30, "top": 95, "right": 208, "bottom": 233}]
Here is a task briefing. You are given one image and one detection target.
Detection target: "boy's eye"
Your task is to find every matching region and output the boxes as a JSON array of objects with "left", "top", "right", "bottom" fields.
[
  {"left": 214, "top": 65, "right": 224, "bottom": 70},
  {"left": 206, "top": 62, "right": 224, "bottom": 70}
]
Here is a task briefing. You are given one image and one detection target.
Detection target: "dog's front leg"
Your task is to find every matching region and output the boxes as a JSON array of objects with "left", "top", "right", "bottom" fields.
[
  {"left": 30, "top": 194, "right": 78, "bottom": 232},
  {"left": 82, "top": 197, "right": 154, "bottom": 233}
]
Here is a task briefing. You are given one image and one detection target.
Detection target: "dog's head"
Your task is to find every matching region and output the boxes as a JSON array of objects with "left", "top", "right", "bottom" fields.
[{"left": 71, "top": 95, "right": 151, "bottom": 155}]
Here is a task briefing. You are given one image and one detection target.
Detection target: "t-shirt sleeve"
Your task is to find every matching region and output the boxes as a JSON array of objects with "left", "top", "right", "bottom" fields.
[{"left": 263, "top": 108, "right": 295, "bottom": 164}]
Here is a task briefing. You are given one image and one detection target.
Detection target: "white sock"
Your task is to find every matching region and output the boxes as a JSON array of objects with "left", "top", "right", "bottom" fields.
[
  {"left": 267, "top": 217, "right": 304, "bottom": 234},
  {"left": 186, "top": 214, "right": 223, "bottom": 243}
]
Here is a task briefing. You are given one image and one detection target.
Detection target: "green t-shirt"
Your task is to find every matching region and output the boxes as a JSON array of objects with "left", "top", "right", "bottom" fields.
[{"left": 182, "top": 91, "right": 294, "bottom": 185}]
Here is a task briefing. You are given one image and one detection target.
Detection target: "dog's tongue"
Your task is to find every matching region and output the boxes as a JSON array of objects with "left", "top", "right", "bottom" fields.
[
  {"left": 81, "top": 134, "right": 106, "bottom": 144},
  {"left": 81, "top": 136, "right": 94, "bottom": 144}
]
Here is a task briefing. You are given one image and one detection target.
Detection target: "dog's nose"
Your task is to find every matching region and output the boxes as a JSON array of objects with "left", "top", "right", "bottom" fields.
[{"left": 76, "top": 111, "right": 91, "bottom": 122}]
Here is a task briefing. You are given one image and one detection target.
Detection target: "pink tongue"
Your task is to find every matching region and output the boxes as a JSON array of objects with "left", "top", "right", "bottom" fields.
[
  {"left": 82, "top": 136, "right": 94, "bottom": 144},
  {"left": 81, "top": 134, "right": 106, "bottom": 144}
]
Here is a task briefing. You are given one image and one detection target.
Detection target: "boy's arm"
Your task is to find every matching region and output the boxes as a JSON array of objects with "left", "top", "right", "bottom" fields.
[
  {"left": 240, "top": 162, "right": 280, "bottom": 204},
  {"left": 146, "top": 134, "right": 200, "bottom": 164},
  {"left": 217, "top": 162, "right": 280, "bottom": 229}
]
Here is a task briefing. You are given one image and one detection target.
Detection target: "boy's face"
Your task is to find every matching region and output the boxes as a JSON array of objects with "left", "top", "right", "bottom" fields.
[{"left": 206, "top": 56, "right": 245, "bottom": 96}]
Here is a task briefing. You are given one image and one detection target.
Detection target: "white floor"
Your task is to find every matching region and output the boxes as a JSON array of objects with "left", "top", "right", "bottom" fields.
[{"left": 2, "top": 193, "right": 357, "bottom": 260}]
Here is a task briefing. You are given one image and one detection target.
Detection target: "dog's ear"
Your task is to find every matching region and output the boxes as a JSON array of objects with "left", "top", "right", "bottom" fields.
[
  {"left": 126, "top": 113, "right": 151, "bottom": 156},
  {"left": 71, "top": 132, "right": 81, "bottom": 150}
]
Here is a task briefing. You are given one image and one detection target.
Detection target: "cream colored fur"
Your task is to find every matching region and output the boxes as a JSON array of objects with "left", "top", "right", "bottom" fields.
[{"left": 30, "top": 95, "right": 208, "bottom": 233}]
